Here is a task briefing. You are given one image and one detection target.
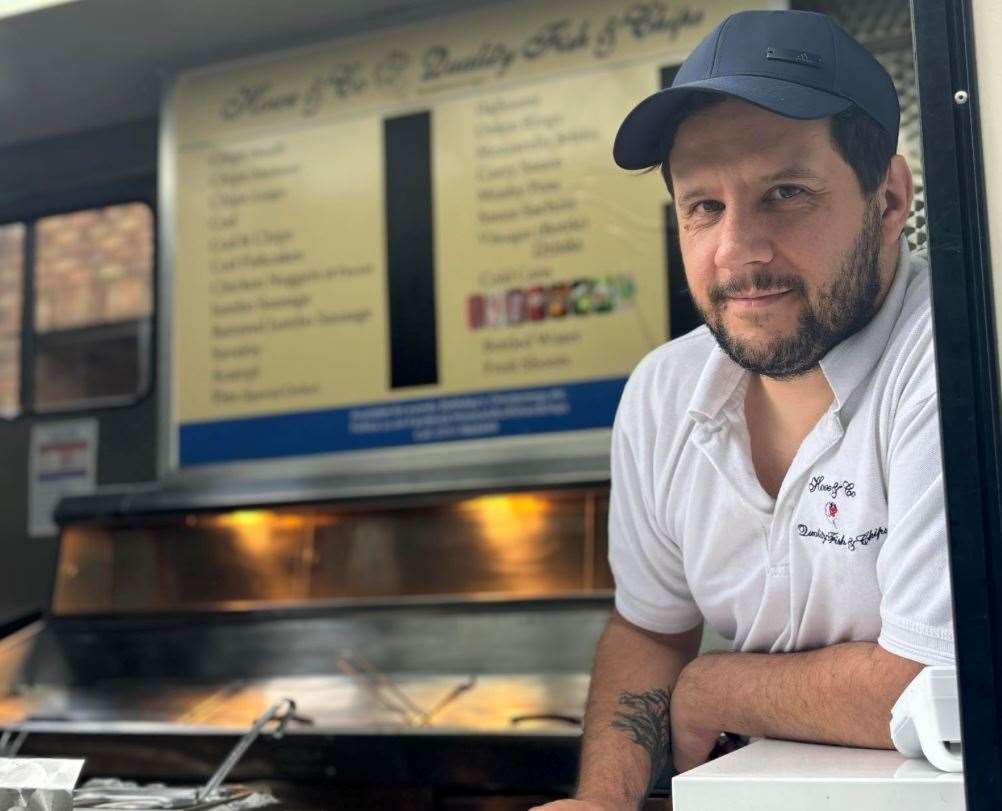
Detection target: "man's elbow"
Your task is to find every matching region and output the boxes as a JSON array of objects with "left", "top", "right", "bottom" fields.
[{"left": 868, "top": 643, "right": 927, "bottom": 747}]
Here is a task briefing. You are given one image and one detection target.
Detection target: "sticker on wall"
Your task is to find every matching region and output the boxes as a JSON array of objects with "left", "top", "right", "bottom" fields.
[{"left": 28, "top": 418, "right": 98, "bottom": 538}]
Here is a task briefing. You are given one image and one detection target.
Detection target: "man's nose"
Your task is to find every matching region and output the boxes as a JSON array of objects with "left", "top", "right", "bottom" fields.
[{"left": 713, "top": 205, "right": 774, "bottom": 272}]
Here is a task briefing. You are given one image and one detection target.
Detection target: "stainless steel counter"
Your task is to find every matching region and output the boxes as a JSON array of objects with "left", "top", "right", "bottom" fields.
[
  {"left": 0, "top": 598, "right": 610, "bottom": 793},
  {"left": 0, "top": 673, "right": 588, "bottom": 736}
]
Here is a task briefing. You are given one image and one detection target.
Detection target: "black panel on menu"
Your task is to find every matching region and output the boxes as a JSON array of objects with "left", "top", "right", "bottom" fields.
[
  {"left": 659, "top": 64, "right": 703, "bottom": 340},
  {"left": 384, "top": 111, "right": 439, "bottom": 389}
]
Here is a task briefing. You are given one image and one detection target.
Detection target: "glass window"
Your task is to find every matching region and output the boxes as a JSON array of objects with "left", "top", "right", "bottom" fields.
[
  {"left": 0, "top": 223, "right": 25, "bottom": 418},
  {"left": 32, "top": 202, "right": 153, "bottom": 411}
]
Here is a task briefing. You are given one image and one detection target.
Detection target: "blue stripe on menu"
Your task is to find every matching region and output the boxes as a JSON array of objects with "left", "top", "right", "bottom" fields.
[{"left": 178, "top": 376, "right": 627, "bottom": 466}]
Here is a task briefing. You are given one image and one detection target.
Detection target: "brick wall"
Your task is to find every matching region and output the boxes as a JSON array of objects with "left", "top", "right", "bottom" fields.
[
  {"left": 0, "top": 223, "right": 24, "bottom": 417},
  {"left": 34, "top": 202, "right": 153, "bottom": 333}
]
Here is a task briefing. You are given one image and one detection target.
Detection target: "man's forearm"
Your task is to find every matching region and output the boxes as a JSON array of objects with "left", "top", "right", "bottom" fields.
[
  {"left": 672, "top": 640, "right": 924, "bottom": 769},
  {"left": 574, "top": 612, "right": 702, "bottom": 810}
]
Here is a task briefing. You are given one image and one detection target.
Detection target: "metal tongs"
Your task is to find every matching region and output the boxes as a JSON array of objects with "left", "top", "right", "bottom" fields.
[
  {"left": 0, "top": 727, "right": 27, "bottom": 757},
  {"left": 72, "top": 785, "right": 252, "bottom": 811},
  {"left": 72, "top": 697, "right": 298, "bottom": 809},
  {"left": 336, "top": 654, "right": 476, "bottom": 727}
]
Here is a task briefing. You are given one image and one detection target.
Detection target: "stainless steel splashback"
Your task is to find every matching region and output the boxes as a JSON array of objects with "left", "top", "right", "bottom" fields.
[{"left": 53, "top": 487, "right": 612, "bottom": 615}]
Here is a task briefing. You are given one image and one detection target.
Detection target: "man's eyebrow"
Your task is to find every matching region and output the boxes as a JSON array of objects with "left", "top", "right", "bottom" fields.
[
  {"left": 674, "top": 167, "right": 823, "bottom": 205},
  {"left": 675, "top": 186, "right": 711, "bottom": 205},
  {"left": 760, "top": 166, "right": 823, "bottom": 184}
]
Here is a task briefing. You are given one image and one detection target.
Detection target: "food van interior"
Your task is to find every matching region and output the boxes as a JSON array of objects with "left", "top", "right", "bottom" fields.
[
  {"left": 1, "top": 0, "right": 983, "bottom": 808},
  {"left": 0, "top": 486, "right": 664, "bottom": 808}
]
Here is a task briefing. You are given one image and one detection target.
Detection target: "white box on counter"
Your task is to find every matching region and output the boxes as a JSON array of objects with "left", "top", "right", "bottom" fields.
[{"left": 0, "top": 757, "right": 83, "bottom": 811}]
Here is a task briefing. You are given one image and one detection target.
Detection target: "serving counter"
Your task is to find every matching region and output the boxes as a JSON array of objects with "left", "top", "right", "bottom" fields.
[{"left": 673, "top": 738, "right": 964, "bottom": 811}]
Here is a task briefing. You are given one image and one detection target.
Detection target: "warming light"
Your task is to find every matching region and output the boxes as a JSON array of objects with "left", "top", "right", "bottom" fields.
[{"left": 462, "top": 494, "right": 553, "bottom": 592}]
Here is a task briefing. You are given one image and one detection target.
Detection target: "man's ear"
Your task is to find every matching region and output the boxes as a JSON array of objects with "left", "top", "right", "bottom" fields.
[{"left": 879, "top": 155, "right": 914, "bottom": 247}]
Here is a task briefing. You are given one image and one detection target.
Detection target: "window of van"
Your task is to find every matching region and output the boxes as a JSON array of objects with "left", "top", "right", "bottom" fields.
[{"left": 31, "top": 202, "right": 153, "bottom": 412}]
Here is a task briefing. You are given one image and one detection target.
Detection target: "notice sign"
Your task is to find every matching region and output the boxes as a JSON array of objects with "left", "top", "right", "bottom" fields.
[
  {"left": 167, "top": 0, "right": 763, "bottom": 468},
  {"left": 29, "top": 419, "right": 98, "bottom": 538}
]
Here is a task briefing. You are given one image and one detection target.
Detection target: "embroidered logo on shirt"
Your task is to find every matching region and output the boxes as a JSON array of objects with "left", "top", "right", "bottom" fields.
[
  {"left": 809, "top": 475, "right": 856, "bottom": 499},
  {"left": 797, "top": 523, "right": 888, "bottom": 551},
  {"left": 800, "top": 473, "right": 886, "bottom": 551},
  {"left": 825, "top": 501, "right": 839, "bottom": 528}
]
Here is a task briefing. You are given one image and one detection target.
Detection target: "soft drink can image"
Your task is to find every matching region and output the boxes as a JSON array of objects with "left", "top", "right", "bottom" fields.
[
  {"left": 528, "top": 286, "right": 546, "bottom": 320},
  {"left": 506, "top": 288, "right": 527, "bottom": 325},
  {"left": 485, "top": 291, "right": 507, "bottom": 328},
  {"left": 547, "top": 283, "right": 569, "bottom": 318},
  {"left": 570, "top": 278, "right": 594, "bottom": 315},
  {"left": 467, "top": 294, "right": 485, "bottom": 329},
  {"left": 616, "top": 274, "right": 637, "bottom": 307},
  {"left": 592, "top": 279, "right": 613, "bottom": 313}
]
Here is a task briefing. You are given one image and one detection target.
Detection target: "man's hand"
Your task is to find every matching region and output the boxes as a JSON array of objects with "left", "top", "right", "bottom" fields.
[{"left": 668, "top": 654, "right": 724, "bottom": 773}]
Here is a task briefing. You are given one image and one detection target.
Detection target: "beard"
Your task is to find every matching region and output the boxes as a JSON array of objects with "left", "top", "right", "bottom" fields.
[{"left": 696, "top": 200, "right": 883, "bottom": 380}]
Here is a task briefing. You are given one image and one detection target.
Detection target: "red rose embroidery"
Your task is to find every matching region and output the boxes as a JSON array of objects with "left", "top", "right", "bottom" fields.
[{"left": 826, "top": 502, "right": 838, "bottom": 519}]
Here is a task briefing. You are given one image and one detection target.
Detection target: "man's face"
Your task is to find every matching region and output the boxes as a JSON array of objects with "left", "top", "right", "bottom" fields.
[{"left": 669, "top": 98, "right": 890, "bottom": 379}]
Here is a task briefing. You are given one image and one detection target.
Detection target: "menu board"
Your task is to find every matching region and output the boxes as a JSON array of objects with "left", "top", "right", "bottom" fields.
[{"left": 165, "top": 0, "right": 764, "bottom": 469}]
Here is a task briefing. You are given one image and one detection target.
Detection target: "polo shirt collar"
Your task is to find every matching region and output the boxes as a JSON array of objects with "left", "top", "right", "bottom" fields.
[
  {"left": 687, "top": 343, "right": 745, "bottom": 424},
  {"left": 687, "top": 235, "right": 916, "bottom": 423}
]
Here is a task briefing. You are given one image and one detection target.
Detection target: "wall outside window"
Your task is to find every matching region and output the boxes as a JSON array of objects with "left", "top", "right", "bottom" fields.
[
  {"left": 0, "top": 224, "right": 24, "bottom": 418},
  {"left": 32, "top": 201, "right": 154, "bottom": 412}
]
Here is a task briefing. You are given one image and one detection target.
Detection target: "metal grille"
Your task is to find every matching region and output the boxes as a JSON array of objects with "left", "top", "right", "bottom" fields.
[
  {"left": 795, "top": 0, "right": 926, "bottom": 250},
  {"left": 796, "top": 0, "right": 912, "bottom": 46}
]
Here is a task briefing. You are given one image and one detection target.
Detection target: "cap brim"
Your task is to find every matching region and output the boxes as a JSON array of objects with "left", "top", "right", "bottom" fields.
[{"left": 613, "top": 75, "right": 854, "bottom": 170}]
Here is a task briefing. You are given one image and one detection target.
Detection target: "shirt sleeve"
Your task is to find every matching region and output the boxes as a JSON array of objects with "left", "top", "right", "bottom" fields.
[
  {"left": 876, "top": 389, "right": 955, "bottom": 665},
  {"left": 608, "top": 373, "right": 703, "bottom": 634}
]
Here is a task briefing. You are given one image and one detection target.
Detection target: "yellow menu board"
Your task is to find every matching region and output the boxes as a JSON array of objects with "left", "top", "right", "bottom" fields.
[{"left": 167, "top": 0, "right": 765, "bottom": 466}]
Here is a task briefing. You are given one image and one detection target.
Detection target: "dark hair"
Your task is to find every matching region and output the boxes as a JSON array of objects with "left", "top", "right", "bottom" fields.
[{"left": 657, "top": 92, "right": 897, "bottom": 197}]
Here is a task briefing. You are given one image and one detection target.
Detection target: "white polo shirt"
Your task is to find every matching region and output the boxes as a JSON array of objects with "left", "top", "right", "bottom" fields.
[{"left": 610, "top": 237, "right": 954, "bottom": 666}]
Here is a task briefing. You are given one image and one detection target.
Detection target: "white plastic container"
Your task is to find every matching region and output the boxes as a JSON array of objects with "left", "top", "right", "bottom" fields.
[
  {"left": 0, "top": 757, "right": 83, "bottom": 811},
  {"left": 890, "top": 665, "right": 963, "bottom": 772}
]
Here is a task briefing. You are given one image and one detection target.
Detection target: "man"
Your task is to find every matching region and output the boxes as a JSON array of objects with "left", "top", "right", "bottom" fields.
[{"left": 534, "top": 9, "right": 953, "bottom": 811}]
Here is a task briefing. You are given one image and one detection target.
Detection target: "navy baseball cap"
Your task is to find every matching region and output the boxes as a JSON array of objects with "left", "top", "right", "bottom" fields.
[{"left": 613, "top": 10, "right": 900, "bottom": 170}]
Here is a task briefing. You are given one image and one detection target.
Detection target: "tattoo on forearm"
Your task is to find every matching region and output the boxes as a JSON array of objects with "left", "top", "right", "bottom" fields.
[{"left": 610, "top": 688, "right": 672, "bottom": 792}]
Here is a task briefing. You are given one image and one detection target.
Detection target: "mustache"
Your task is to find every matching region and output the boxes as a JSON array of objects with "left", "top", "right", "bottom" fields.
[{"left": 708, "top": 269, "right": 807, "bottom": 305}]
